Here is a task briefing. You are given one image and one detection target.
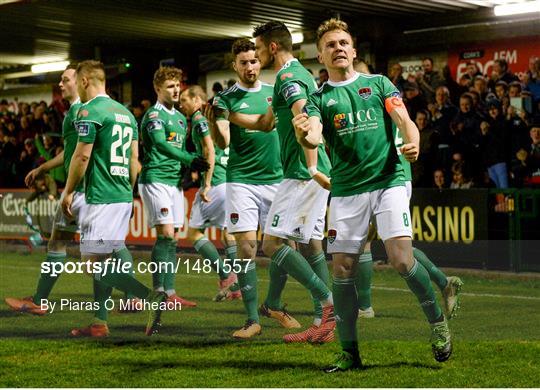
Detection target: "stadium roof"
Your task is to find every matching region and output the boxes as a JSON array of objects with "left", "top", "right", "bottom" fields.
[{"left": 0, "top": 0, "right": 538, "bottom": 73}]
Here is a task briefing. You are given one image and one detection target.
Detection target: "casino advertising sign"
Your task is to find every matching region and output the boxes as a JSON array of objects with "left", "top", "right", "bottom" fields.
[
  {"left": 448, "top": 37, "right": 540, "bottom": 81},
  {"left": 408, "top": 189, "right": 489, "bottom": 268}
]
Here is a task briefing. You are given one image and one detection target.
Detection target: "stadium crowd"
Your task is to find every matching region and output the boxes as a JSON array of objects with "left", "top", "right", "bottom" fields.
[{"left": 1, "top": 56, "right": 539, "bottom": 190}]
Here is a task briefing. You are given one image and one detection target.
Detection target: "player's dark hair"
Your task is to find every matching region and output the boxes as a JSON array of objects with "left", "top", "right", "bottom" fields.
[
  {"left": 253, "top": 21, "right": 292, "bottom": 52},
  {"left": 316, "top": 18, "right": 352, "bottom": 50},
  {"left": 76, "top": 60, "right": 105, "bottom": 82},
  {"left": 231, "top": 38, "right": 255, "bottom": 57},
  {"left": 422, "top": 57, "right": 434, "bottom": 65},
  {"left": 153, "top": 66, "right": 182, "bottom": 87},
  {"left": 182, "top": 85, "right": 207, "bottom": 101}
]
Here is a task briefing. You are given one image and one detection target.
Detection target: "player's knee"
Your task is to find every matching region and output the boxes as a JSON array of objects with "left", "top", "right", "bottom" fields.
[
  {"left": 187, "top": 228, "right": 201, "bottom": 242},
  {"left": 388, "top": 255, "right": 410, "bottom": 274},
  {"left": 332, "top": 261, "right": 355, "bottom": 279},
  {"left": 238, "top": 240, "right": 256, "bottom": 259}
]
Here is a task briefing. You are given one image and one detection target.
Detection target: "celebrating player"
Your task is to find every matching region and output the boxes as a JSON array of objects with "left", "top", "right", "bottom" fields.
[
  {"left": 179, "top": 85, "right": 240, "bottom": 301},
  {"left": 293, "top": 19, "right": 453, "bottom": 371},
  {"left": 61, "top": 60, "right": 165, "bottom": 337},
  {"left": 226, "top": 22, "right": 336, "bottom": 343},
  {"left": 138, "top": 67, "right": 209, "bottom": 310},
  {"left": 205, "top": 39, "right": 296, "bottom": 338}
]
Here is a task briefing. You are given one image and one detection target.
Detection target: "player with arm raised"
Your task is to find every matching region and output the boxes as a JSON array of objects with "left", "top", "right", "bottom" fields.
[
  {"left": 179, "top": 85, "right": 240, "bottom": 301},
  {"left": 205, "top": 39, "right": 300, "bottom": 338},
  {"left": 138, "top": 67, "right": 209, "bottom": 311},
  {"left": 249, "top": 21, "right": 335, "bottom": 344},
  {"left": 61, "top": 60, "right": 165, "bottom": 337},
  {"left": 293, "top": 19, "right": 452, "bottom": 371}
]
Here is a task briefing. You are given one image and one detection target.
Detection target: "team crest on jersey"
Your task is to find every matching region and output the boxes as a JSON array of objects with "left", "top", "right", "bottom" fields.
[
  {"left": 167, "top": 132, "right": 177, "bottom": 141},
  {"left": 76, "top": 122, "right": 90, "bottom": 136},
  {"left": 230, "top": 213, "right": 239, "bottom": 225},
  {"left": 148, "top": 111, "right": 159, "bottom": 119},
  {"left": 327, "top": 229, "right": 337, "bottom": 244},
  {"left": 280, "top": 72, "right": 293, "bottom": 81},
  {"left": 160, "top": 208, "right": 169, "bottom": 217},
  {"left": 178, "top": 119, "right": 185, "bottom": 128},
  {"left": 266, "top": 96, "right": 273, "bottom": 105},
  {"left": 358, "top": 87, "right": 372, "bottom": 100},
  {"left": 79, "top": 109, "right": 89, "bottom": 118},
  {"left": 333, "top": 113, "right": 347, "bottom": 130}
]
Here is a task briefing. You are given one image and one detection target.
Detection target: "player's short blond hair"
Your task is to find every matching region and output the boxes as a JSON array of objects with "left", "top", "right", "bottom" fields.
[
  {"left": 76, "top": 60, "right": 105, "bottom": 83},
  {"left": 316, "top": 19, "right": 352, "bottom": 49},
  {"left": 182, "top": 85, "right": 207, "bottom": 101},
  {"left": 153, "top": 66, "right": 182, "bottom": 88}
]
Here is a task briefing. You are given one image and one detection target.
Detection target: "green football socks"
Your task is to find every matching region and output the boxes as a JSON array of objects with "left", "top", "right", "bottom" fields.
[
  {"left": 33, "top": 251, "right": 66, "bottom": 302},
  {"left": 194, "top": 237, "right": 229, "bottom": 280},
  {"left": 237, "top": 261, "right": 259, "bottom": 322},
  {"left": 355, "top": 252, "right": 373, "bottom": 310},
  {"left": 334, "top": 277, "right": 359, "bottom": 353}
]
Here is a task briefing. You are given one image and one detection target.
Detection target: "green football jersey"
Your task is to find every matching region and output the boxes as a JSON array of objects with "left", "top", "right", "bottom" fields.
[
  {"left": 75, "top": 95, "right": 138, "bottom": 204},
  {"left": 393, "top": 125, "right": 412, "bottom": 182},
  {"left": 273, "top": 58, "right": 331, "bottom": 180},
  {"left": 139, "top": 102, "right": 188, "bottom": 187},
  {"left": 305, "top": 72, "right": 405, "bottom": 197},
  {"left": 214, "top": 82, "right": 283, "bottom": 185},
  {"left": 63, "top": 99, "right": 84, "bottom": 193},
  {"left": 191, "top": 110, "right": 227, "bottom": 186}
]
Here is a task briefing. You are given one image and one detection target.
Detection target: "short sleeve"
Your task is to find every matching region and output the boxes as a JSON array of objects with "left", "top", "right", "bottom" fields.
[
  {"left": 305, "top": 93, "right": 322, "bottom": 120},
  {"left": 279, "top": 80, "right": 309, "bottom": 107},
  {"left": 75, "top": 121, "right": 97, "bottom": 143},
  {"left": 379, "top": 75, "right": 400, "bottom": 99}
]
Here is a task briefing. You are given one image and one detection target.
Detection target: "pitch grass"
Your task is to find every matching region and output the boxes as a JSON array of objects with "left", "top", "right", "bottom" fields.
[{"left": 1, "top": 250, "right": 539, "bottom": 387}]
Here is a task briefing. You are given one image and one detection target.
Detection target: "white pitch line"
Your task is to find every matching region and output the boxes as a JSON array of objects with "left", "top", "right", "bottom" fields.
[{"left": 2, "top": 264, "right": 540, "bottom": 301}]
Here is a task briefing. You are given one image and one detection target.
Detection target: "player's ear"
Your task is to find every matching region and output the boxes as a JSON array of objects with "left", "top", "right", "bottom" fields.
[
  {"left": 317, "top": 53, "right": 323, "bottom": 64},
  {"left": 232, "top": 61, "right": 237, "bottom": 72},
  {"left": 352, "top": 48, "right": 357, "bottom": 60},
  {"left": 269, "top": 42, "right": 278, "bottom": 54}
]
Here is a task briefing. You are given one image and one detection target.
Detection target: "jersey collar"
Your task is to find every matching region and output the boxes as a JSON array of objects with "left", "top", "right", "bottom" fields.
[
  {"left": 327, "top": 72, "right": 360, "bottom": 87},
  {"left": 155, "top": 101, "right": 176, "bottom": 115},
  {"left": 83, "top": 94, "right": 109, "bottom": 105},
  {"left": 235, "top": 80, "right": 261, "bottom": 92},
  {"left": 279, "top": 58, "right": 298, "bottom": 72}
]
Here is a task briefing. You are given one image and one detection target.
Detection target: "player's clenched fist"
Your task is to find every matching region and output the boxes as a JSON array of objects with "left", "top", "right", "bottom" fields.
[
  {"left": 292, "top": 112, "right": 310, "bottom": 141},
  {"left": 400, "top": 143, "right": 419, "bottom": 163}
]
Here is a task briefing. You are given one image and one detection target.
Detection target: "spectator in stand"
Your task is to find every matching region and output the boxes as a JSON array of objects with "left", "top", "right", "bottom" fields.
[
  {"left": 412, "top": 109, "right": 439, "bottom": 187},
  {"left": 450, "top": 161, "right": 473, "bottom": 189},
  {"left": 208, "top": 81, "right": 223, "bottom": 104},
  {"left": 508, "top": 81, "right": 522, "bottom": 98},
  {"left": 479, "top": 99, "right": 509, "bottom": 188},
  {"left": 433, "top": 168, "right": 446, "bottom": 190},
  {"left": 472, "top": 75, "right": 489, "bottom": 101},
  {"left": 450, "top": 93, "right": 483, "bottom": 178},
  {"left": 523, "top": 56, "right": 540, "bottom": 107},
  {"left": 442, "top": 65, "right": 467, "bottom": 106},
  {"left": 132, "top": 104, "right": 145, "bottom": 125},
  {"left": 18, "top": 116, "right": 33, "bottom": 144},
  {"left": 388, "top": 62, "right": 407, "bottom": 94},
  {"left": 487, "top": 59, "right": 519, "bottom": 92},
  {"left": 495, "top": 80, "right": 509, "bottom": 101},
  {"left": 227, "top": 78, "right": 236, "bottom": 88},
  {"left": 416, "top": 57, "right": 444, "bottom": 103},
  {"left": 512, "top": 123, "right": 540, "bottom": 187},
  {"left": 403, "top": 81, "right": 427, "bottom": 120},
  {"left": 34, "top": 133, "right": 65, "bottom": 185},
  {"left": 467, "top": 90, "right": 487, "bottom": 118},
  {"left": 16, "top": 138, "right": 38, "bottom": 187},
  {"left": 429, "top": 86, "right": 458, "bottom": 169},
  {"left": 140, "top": 99, "right": 152, "bottom": 113},
  {"left": 463, "top": 61, "right": 482, "bottom": 84},
  {"left": 318, "top": 68, "right": 329, "bottom": 87}
]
